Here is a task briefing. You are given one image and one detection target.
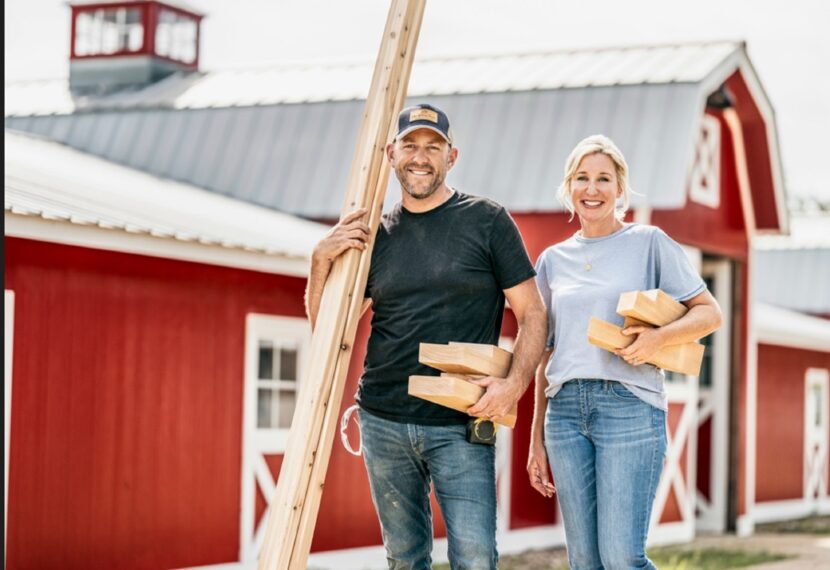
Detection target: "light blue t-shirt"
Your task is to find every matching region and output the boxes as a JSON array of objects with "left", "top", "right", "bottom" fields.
[{"left": 535, "top": 223, "right": 707, "bottom": 410}]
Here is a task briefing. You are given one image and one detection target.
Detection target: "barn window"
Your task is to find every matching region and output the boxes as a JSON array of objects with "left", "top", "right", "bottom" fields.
[
  {"left": 244, "top": 314, "right": 310, "bottom": 451},
  {"left": 245, "top": 314, "right": 310, "bottom": 439},
  {"left": 74, "top": 7, "right": 144, "bottom": 56},
  {"left": 154, "top": 8, "right": 198, "bottom": 64},
  {"left": 256, "top": 340, "right": 299, "bottom": 429}
]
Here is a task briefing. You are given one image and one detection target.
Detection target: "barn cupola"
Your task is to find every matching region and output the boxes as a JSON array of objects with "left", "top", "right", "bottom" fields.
[{"left": 68, "top": 1, "right": 204, "bottom": 93}]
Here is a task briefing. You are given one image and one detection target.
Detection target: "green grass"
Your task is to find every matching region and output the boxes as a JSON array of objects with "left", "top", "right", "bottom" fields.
[
  {"left": 648, "top": 547, "right": 790, "bottom": 569},
  {"left": 758, "top": 515, "right": 830, "bottom": 535},
  {"left": 433, "top": 546, "right": 790, "bottom": 570}
]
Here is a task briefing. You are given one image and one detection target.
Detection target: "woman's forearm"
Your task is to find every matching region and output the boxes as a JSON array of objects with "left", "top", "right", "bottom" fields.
[
  {"left": 656, "top": 302, "right": 722, "bottom": 346},
  {"left": 530, "top": 350, "right": 552, "bottom": 444}
]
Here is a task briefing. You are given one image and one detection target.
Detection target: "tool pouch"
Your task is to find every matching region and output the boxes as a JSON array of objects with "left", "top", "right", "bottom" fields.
[{"left": 466, "top": 418, "right": 497, "bottom": 445}]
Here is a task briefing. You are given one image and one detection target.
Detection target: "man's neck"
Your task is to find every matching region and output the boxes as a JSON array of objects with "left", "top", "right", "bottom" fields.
[{"left": 401, "top": 184, "right": 454, "bottom": 213}]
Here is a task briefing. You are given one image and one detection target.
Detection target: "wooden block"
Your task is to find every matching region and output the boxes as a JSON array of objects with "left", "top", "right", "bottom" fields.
[
  {"left": 616, "top": 289, "right": 688, "bottom": 327},
  {"left": 419, "top": 342, "right": 512, "bottom": 377},
  {"left": 623, "top": 316, "right": 653, "bottom": 329},
  {"left": 408, "top": 375, "right": 517, "bottom": 428},
  {"left": 587, "top": 317, "right": 705, "bottom": 376}
]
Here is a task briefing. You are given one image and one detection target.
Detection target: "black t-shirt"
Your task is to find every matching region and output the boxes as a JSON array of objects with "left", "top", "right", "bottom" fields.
[{"left": 357, "top": 191, "right": 536, "bottom": 425}]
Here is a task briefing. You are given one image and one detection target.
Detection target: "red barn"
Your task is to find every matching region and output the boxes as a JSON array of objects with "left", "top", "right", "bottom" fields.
[
  {"left": 749, "top": 241, "right": 830, "bottom": 526},
  {"left": 5, "top": 17, "right": 826, "bottom": 568},
  {"left": 3, "top": 130, "right": 332, "bottom": 568}
]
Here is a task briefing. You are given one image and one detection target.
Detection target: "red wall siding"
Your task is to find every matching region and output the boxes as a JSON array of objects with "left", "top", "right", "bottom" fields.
[
  {"left": 725, "top": 72, "right": 781, "bottom": 231},
  {"left": 651, "top": 111, "right": 748, "bottom": 261},
  {"left": 310, "top": 315, "right": 389, "bottom": 551},
  {"left": 513, "top": 213, "right": 578, "bottom": 263},
  {"left": 4, "top": 237, "right": 306, "bottom": 569},
  {"left": 755, "top": 344, "right": 830, "bottom": 503}
]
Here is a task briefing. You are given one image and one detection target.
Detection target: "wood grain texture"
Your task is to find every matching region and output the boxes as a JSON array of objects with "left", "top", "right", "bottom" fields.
[
  {"left": 408, "top": 375, "right": 517, "bottom": 428},
  {"left": 587, "top": 317, "right": 705, "bottom": 376},
  {"left": 616, "top": 289, "right": 688, "bottom": 327},
  {"left": 419, "top": 342, "right": 512, "bottom": 378},
  {"left": 257, "top": 2, "right": 427, "bottom": 568}
]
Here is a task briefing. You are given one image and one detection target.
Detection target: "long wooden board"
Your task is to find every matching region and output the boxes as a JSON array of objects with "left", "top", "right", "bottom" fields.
[
  {"left": 587, "top": 317, "right": 705, "bottom": 376},
  {"left": 257, "top": 2, "right": 427, "bottom": 568},
  {"left": 408, "top": 374, "right": 517, "bottom": 428},
  {"left": 419, "top": 342, "right": 512, "bottom": 377},
  {"left": 617, "top": 289, "right": 688, "bottom": 327}
]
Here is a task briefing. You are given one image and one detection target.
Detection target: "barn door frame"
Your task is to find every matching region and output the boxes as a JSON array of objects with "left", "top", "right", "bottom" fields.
[
  {"left": 5, "top": 289, "right": 16, "bottom": 559},
  {"left": 695, "top": 258, "right": 732, "bottom": 533}
]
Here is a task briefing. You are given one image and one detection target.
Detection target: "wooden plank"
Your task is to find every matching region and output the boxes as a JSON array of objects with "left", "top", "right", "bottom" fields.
[
  {"left": 257, "top": 2, "right": 427, "bottom": 568},
  {"left": 616, "top": 289, "right": 688, "bottom": 327},
  {"left": 419, "top": 342, "right": 512, "bottom": 377},
  {"left": 587, "top": 317, "right": 705, "bottom": 376},
  {"left": 408, "top": 375, "right": 517, "bottom": 428}
]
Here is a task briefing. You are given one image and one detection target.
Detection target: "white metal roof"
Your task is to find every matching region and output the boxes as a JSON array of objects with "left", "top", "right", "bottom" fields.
[
  {"left": 4, "top": 42, "right": 741, "bottom": 117},
  {"left": 755, "top": 303, "right": 830, "bottom": 353},
  {"left": 4, "top": 129, "right": 328, "bottom": 275},
  {"left": 4, "top": 41, "right": 784, "bottom": 224}
]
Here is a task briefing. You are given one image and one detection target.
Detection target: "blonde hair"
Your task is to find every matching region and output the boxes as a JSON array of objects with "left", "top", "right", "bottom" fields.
[{"left": 557, "top": 134, "right": 632, "bottom": 221}]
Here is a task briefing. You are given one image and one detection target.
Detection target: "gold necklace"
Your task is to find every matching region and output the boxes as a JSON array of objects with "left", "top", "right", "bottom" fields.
[{"left": 582, "top": 243, "right": 594, "bottom": 271}]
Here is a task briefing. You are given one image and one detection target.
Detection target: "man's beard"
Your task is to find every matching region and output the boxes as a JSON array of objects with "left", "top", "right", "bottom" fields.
[{"left": 395, "top": 164, "right": 445, "bottom": 200}]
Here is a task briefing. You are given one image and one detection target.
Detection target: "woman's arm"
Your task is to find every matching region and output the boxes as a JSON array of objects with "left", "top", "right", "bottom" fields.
[
  {"left": 617, "top": 289, "right": 723, "bottom": 366},
  {"left": 527, "top": 349, "right": 556, "bottom": 497}
]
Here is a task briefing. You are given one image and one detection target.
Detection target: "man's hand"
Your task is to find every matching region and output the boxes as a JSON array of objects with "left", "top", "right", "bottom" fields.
[
  {"left": 527, "top": 440, "right": 556, "bottom": 498},
  {"left": 306, "top": 208, "right": 370, "bottom": 329},
  {"left": 312, "top": 208, "right": 370, "bottom": 264},
  {"left": 466, "top": 376, "right": 524, "bottom": 421},
  {"left": 616, "top": 326, "right": 666, "bottom": 367}
]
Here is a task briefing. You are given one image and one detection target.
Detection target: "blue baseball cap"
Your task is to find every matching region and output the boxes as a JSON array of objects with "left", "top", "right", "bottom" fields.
[{"left": 395, "top": 103, "right": 454, "bottom": 145}]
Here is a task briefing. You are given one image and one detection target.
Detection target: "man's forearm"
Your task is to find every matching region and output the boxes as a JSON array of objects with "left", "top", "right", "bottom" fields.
[
  {"left": 507, "top": 307, "right": 548, "bottom": 391},
  {"left": 304, "top": 257, "right": 333, "bottom": 330}
]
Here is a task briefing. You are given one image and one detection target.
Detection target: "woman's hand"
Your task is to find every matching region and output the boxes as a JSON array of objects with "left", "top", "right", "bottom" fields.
[
  {"left": 527, "top": 440, "right": 556, "bottom": 498},
  {"left": 617, "top": 326, "right": 666, "bottom": 367}
]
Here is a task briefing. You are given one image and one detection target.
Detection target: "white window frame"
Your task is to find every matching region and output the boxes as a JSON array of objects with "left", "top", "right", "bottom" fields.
[
  {"left": 689, "top": 114, "right": 721, "bottom": 209},
  {"left": 240, "top": 313, "right": 311, "bottom": 562},
  {"left": 5, "top": 290, "right": 15, "bottom": 557}
]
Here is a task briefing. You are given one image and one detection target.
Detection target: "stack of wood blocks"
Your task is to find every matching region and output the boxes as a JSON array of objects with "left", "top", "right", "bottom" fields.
[
  {"left": 408, "top": 342, "right": 517, "bottom": 428},
  {"left": 587, "top": 289, "right": 705, "bottom": 376}
]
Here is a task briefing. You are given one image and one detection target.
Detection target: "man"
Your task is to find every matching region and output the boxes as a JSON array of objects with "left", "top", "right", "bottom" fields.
[{"left": 305, "top": 103, "right": 546, "bottom": 569}]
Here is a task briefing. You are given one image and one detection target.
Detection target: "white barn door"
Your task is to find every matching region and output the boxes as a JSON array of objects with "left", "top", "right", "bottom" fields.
[{"left": 804, "top": 368, "right": 829, "bottom": 502}]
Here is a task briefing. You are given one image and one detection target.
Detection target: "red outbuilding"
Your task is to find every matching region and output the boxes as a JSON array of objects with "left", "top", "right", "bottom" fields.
[{"left": 5, "top": 7, "right": 828, "bottom": 567}]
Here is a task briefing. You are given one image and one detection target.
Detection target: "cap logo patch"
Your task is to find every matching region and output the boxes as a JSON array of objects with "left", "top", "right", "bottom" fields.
[{"left": 409, "top": 109, "right": 438, "bottom": 123}]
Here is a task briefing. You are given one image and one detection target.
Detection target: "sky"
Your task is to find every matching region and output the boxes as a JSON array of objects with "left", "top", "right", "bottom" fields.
[{"left": 5, "top": 0, "right": 830, "bottom": 202}]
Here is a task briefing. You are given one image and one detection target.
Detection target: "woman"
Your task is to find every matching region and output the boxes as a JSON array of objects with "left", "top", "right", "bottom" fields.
[{"left": 527, "top": 135, "right": 722, "bottom": 569}]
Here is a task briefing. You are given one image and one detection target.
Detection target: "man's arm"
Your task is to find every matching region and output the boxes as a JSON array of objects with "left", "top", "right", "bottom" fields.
[
  {"left": 305, "top": 208, "right": 370, "bottom": 330},
  {"left": 467, "top": 277, "right": 548, "bottom": 420}
]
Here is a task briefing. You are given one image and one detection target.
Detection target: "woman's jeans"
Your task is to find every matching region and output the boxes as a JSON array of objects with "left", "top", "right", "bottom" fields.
[
  {"left": 358, "top": 410, "right": 497, "bottom": 570},
  {"left": 545, "top": 380, "right": 667, "bottom": 570}
]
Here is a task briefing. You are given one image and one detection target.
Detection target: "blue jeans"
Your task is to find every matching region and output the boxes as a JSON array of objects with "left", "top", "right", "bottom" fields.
[
  {"left": 545, "top": 380, "right": 667, "bottom": 570},
  {"left": 359, "top": 410, "right": 497, "bottom": 570}
]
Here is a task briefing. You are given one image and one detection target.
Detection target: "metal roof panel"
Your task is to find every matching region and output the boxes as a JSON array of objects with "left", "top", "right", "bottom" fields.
[{"left": 4, "top": 129, "right": 328, "bottom": 259}]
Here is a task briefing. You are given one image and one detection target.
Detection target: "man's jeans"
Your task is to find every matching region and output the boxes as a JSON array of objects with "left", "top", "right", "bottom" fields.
[
  {"left": 359, "top": 410, "right": 497, "bottom": 570},
  {"left": 545, "top": 380, "right": 667, "bottom": 570}
]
